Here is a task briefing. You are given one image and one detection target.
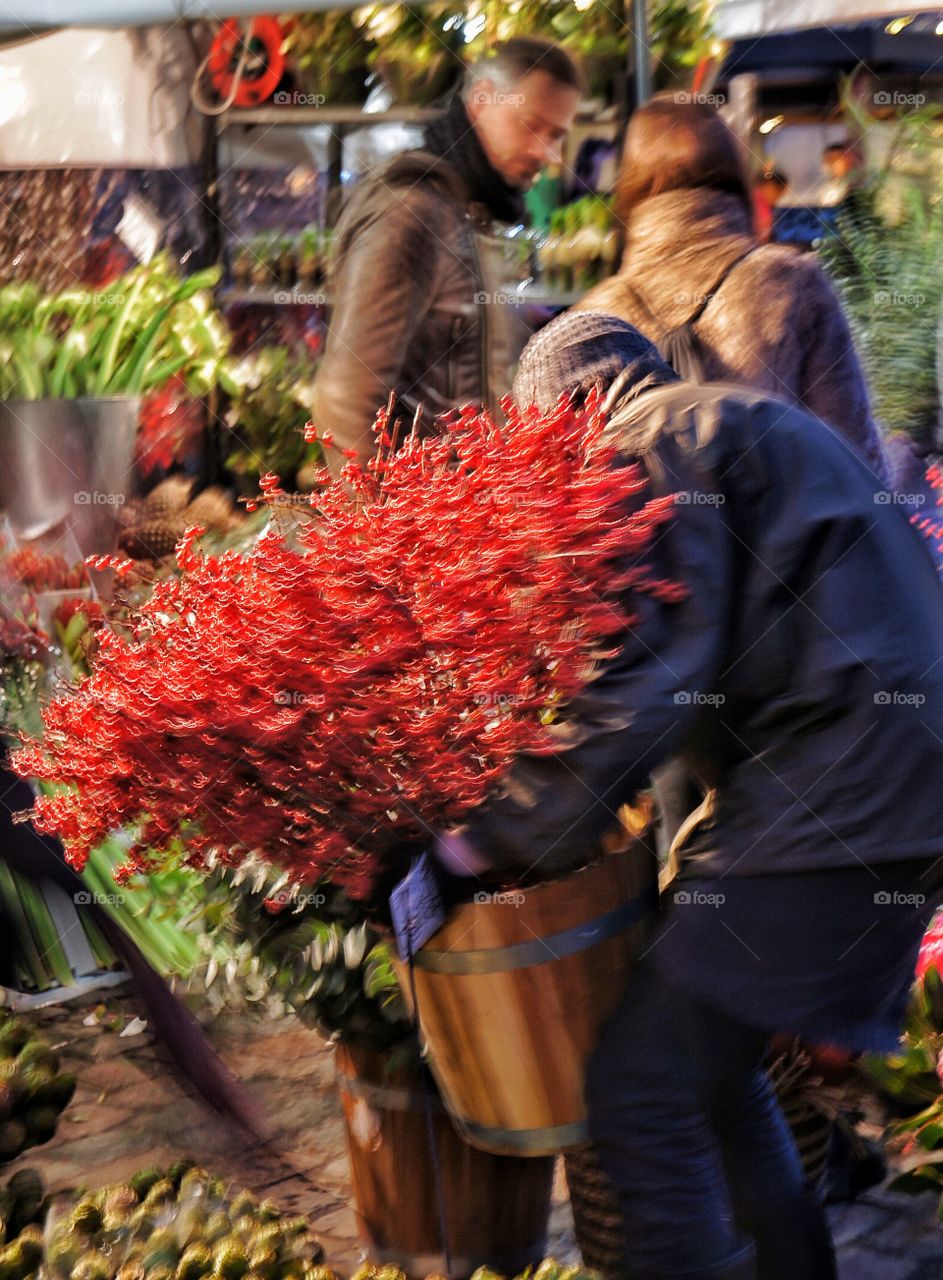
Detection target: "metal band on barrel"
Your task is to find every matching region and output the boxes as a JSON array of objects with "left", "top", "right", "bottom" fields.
[
  {"left": 335, "top": 1073, "right": 447, "bottom": 1116},
  {"left": 456, "top": 1115, "right": 590, "bottom": 1153},
  {"left": 412, "top": 882, "right": 659, "bottom": 975}
]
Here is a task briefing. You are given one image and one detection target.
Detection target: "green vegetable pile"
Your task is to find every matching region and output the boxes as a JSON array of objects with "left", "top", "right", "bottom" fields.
[
  {"left": 349, "top": 1262, "right": 600, "bottom": 1280},
  {"left": 43, "top": 1164, "right": 326, "bottom": 1280},
  {"left": 0, "top": 1010, "right": 76, "bottom": 1163},
  {"left": 0, "top": 255, "right": 233, "bottom": 401}
]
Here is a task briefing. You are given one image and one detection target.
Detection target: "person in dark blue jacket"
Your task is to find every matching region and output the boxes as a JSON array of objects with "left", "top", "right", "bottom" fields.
[{"left": 433, "top": 312, "right": 943, "bottom": 1280}]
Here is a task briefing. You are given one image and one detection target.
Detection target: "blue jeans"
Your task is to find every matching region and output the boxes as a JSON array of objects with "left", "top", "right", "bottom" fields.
[{"left": 584, "top": 960, "right": 837, "bottom": 1280}]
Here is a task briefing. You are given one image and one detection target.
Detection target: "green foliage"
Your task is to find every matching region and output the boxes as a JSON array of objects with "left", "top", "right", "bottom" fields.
[
  {"left": 187, "top": 867, "right": 413, "bottom": 1053},
  {"left": 0, "top": 255, "right": 230, "bottom": 401},
  {"left": 224, "top": 346, "right": 322, "bottom": 489},
  {"left": 281, "top": 10, "right": 376, "bottom": 102},
  {"left": 649, "top": 0, "right": 714, "bottom": 86},
  {"left": 464, "top": 0, "right": 713, "bottom": 96},
  {"left": 363, "top": 4, "right": 467, "bottom": 103},
  {"left": 865, "top": 968, "right": 943, "bottom": 1206},
  {"left": 819, "top": 96, "right": 943, "bottom": 440}
]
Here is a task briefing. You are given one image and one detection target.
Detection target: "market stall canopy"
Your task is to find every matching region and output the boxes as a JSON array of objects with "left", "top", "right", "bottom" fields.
[
  {"left": 721, "top": 16, "right": 943, "bottom": 76},
  {"left": 715, "top": 1, "right": 943, "bottom": 39},
  {"left": 0, "top": 0, "right": 366, "bottom": 33}
]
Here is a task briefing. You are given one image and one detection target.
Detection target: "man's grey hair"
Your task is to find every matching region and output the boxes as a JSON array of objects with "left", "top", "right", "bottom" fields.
[{"left": 462, "top": 37, "right": 583, "bottom": 100}]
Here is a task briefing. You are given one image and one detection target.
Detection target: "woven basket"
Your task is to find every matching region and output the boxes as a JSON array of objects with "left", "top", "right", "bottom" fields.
[{"left": 564, "top": 1043, "right": 839, "bottom": 1276}]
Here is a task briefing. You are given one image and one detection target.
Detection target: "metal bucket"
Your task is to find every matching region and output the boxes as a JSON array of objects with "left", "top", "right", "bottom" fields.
[{"left": 0, "top": 398, "right": 139, "bottom": 558}]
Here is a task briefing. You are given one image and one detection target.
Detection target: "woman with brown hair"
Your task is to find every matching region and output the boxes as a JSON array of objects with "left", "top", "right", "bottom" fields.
[{"left": 579, "top": 94, "right": 889, "bottom": 484}]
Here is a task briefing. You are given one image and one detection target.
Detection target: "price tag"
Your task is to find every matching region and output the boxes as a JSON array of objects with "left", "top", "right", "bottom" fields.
[
  {"left": 391, "top": 853, "right": 447, "bottom": 961},
  {"left": 117, "top": 193, "right": 162, "bottom": 264}
]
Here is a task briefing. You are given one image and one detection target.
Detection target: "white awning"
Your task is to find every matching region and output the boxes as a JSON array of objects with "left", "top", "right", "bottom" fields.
[{"left": 714, "top": 1, "right": 943, "bottom": 40}]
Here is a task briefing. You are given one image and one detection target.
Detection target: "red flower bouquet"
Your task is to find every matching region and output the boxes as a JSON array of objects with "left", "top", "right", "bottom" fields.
[{"left": 14, "top": 395, "right": 682, "bottom": 899}]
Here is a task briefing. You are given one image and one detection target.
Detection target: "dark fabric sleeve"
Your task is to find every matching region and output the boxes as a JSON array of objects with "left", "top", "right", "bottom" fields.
[
  {"left": 462, "top": 449, "right": 737, "bottom": 879},
  {"left": 311, "top": 186, "right": 444, "bottom": 472}
]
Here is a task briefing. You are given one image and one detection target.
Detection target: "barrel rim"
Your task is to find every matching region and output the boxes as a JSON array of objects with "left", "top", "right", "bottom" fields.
[
  {"left": 454, "top": 1114, "right": 591, "bottom": 1154},
  {"left": 411, "top": 882, "right": 659, "bottom": 975}
]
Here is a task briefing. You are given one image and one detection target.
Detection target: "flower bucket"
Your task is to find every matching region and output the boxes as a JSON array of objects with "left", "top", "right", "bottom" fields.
[
  {"left": 393, "top": 836, "right": 659, "bottom": 1156},
  {"left": 336, "top": 1043, "right": 554, "bottom": 1276},
  {"left": 0, "top": 398, "right": 139, "bottom": 558}
]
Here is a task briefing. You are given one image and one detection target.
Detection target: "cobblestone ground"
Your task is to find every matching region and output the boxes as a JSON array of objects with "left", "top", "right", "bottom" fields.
[{"left": 8, "top": 984, "right": 943, "bottom": 1275}]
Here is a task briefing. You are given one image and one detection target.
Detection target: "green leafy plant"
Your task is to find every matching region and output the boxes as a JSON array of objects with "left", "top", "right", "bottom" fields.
[
  {"left": 281, "top": 10, "right": 376, "bottom": 104},
  {"left": 188, "top": 867, "right": 412, "bottom": 1054},
  {"left": 0, "top": 254, "right": 233, "bottom": 401},
  {"left": 819, "top": 95, "right": 943, "bottom": 442},
  {"left": 865, "top": 948, "right": 943, "bottom": 1207},
  {"left": 224, "top": 345, "right": 322, "bottom": 489},
  {"left": 465, "top": 0, "right": 712, "bottom": 100},
  {"left": 648, "top": 0, "right": 714, "bottom": 89},
  {"left": 363, "top": 3, "right": 467, "bottom": 104}
]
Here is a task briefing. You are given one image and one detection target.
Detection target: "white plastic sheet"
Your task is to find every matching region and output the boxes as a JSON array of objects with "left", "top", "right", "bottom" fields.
[
  {"left": 715, "top": 0, "right": 943, "bottom": 39},
  {"left": 0, "top": 26, "right": 198, "bottom": 168}
]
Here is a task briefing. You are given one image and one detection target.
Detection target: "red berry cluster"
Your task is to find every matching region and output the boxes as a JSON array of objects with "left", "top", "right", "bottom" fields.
[
  {"left": 3, "top": 548, "right": 89, "bottom": 593},
  {"left": 14, "top": 394, "right": 683, "bottom": 899},
  {"left": 0, "top": 604, "right": 47, "bottom": 664}
]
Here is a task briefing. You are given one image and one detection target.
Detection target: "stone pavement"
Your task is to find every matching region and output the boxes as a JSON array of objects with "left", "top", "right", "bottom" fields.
[
  {"left": 828, "top": 1189, "right": 943, "bottom": 1280},
  {"left": 7, "top": 983, "right": 943, "bottom": 1275}
]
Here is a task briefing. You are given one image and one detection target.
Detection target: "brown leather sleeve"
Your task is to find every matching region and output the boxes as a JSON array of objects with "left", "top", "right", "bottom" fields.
[
  {"left": 312, "top": 185, "right": 444, "bottom": 473},
  {"left": 796, "top": 258, "right": 890, "bottom": 486}
]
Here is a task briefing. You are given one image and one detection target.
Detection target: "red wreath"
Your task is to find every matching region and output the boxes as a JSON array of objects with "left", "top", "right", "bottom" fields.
[{"left": 208, "top": 17, "right": 284, "bottom": 109}]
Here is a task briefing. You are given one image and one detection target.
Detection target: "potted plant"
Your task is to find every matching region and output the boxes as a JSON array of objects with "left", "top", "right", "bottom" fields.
[
  {"left": 364, "top": 3, "right": 467, "bottom": 105},
  {"left": 0, "top": 256, "right": 232, "bottom": 561},
  {"left": 224, "top": 345, "right": 323, "bottom": 493},
  {"left": 281, "top": 9, "right": 376, "bottom": 106},
  {"left": 819, "top": 94, "right": 943, "bottom": 450},
  {"left": 297, "top": 226, "right": 326, "bottom": 288},
  {"left": 249, "top": 232, "right": 279, "bottom": 288}
]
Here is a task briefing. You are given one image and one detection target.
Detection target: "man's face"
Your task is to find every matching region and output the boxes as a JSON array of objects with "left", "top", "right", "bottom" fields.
[{"left": 466, "top": 69, "right": 581, "bottom": 191}]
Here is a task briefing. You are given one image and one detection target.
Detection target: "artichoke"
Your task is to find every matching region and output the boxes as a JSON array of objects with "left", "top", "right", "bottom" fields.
[
  {"left": 175, "top": 1242, "right": 212, "bottom": 1279},
  {"left": 129, "top": 1167, "right": 162, "bottom": 1199},
  {"left": 4, "top": 1168, "right": 44, "bottom": 1235},
  {"left": 0, "top": 1021, "right": 28, "bottom": 1058},
  {"left": 211, "top": 1238, "right": 250, "bottom": 1279},
  {"left": 46, "top": 1166, "right": 328, "bottom": 1280},
  {"left": 0, "top": 1123, "right": 26, "bottom": 1161},
  {"left": 68, "top": 1199, "right": 103, "bottom": 1234},
  {"left": 23, "top": 1104, "right": 59, "bottom": 1145},
  {"left": 69, "top": 1251, "right": 111, "bottom": 1280},
  {"left": 15, "top": 1041, "right": 58, "bottom": 1074}
]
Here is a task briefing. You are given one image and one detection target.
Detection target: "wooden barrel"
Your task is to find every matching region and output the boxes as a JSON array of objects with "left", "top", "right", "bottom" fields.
[
  {"left": 394, "top": 840, "right": 658, "bottom": 1156},
  {"left": 335, "top": 1043, "right": 555, "bottom": 1277}
]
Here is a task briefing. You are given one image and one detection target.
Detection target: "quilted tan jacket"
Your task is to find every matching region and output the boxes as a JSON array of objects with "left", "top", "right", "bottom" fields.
[{"left": 579, "top": 187, "right": 889, "bottom": 483}]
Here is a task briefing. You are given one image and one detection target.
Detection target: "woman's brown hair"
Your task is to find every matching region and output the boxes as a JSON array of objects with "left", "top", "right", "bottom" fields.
[{"left": 615, "top": 93, "right": 753, "bottom": 224}]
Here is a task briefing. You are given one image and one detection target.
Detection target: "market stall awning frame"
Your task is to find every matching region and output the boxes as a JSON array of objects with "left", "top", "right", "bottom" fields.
[
  {"left": 0, "top": 0, "right": 365, "bottom": 34},
  {"left": 715, "top": 1, "right": 943, "bottom": 40}
]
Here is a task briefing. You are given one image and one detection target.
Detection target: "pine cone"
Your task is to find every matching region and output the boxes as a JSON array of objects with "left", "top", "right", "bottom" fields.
[
  {"left": 119, "top": 521, "right": 185, "bottom": 560},
  {"left": 144, "top": 476, "right": 195, "bottom": 522},
  {"left": 183, "top": 487, "right": 235, "bottom": 531}
]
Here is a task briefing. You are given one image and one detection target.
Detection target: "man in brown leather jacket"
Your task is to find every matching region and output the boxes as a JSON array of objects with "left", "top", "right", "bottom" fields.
[{"left": 311, "top": 38, "right": 581, "bottom": 470}]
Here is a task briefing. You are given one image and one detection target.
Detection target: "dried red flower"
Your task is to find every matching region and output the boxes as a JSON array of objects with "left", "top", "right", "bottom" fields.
[{"left": 14, "top": 393, "right": 683, "bottom": 898}]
